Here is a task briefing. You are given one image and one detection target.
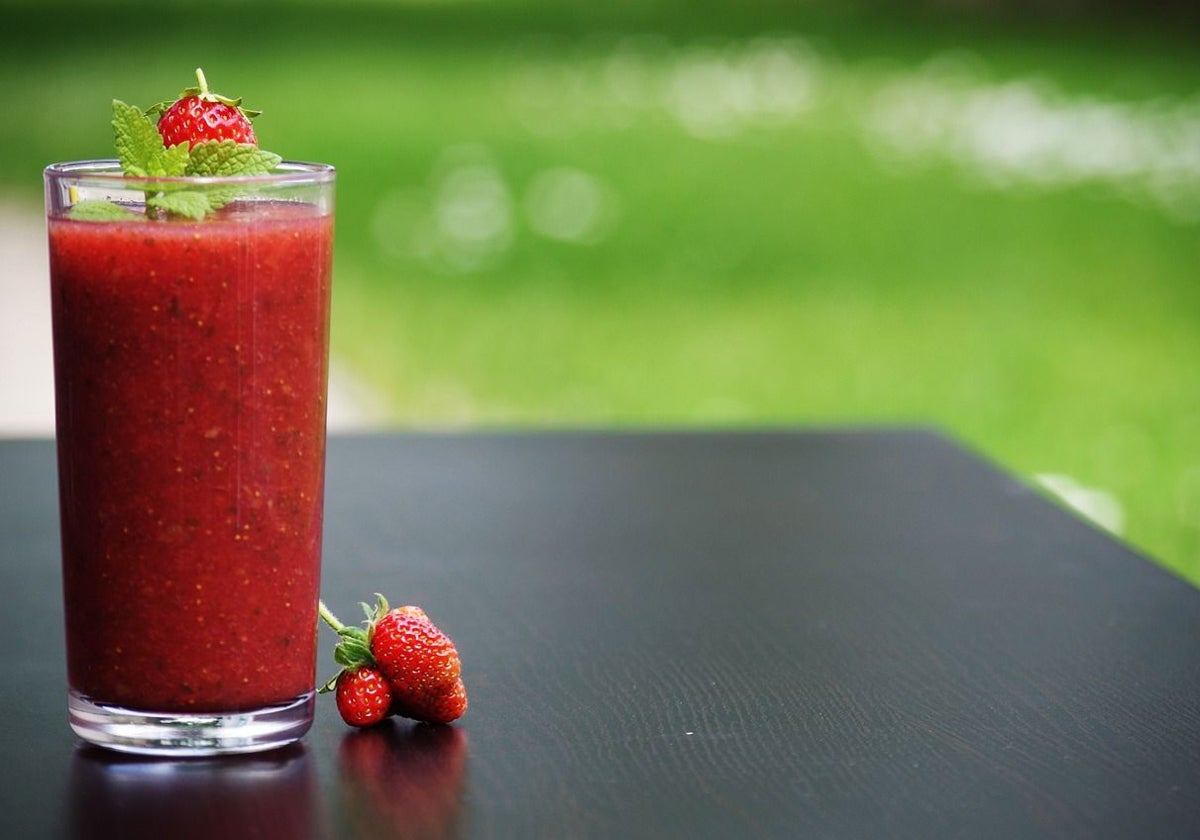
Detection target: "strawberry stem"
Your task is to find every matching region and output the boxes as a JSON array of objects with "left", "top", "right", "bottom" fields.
[
  {"left": 318, "top": 599, "right": 347, "bottom": 633},
  {"left": 195, "top": 67, "right": 209, "bottom": 97},
  {"left": 319, "top": 598, "right": 376, "bottom": 677}
]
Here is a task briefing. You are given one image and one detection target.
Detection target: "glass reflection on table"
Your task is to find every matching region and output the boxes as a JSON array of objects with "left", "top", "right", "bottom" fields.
[{"left": 68, "top": 743, "right": 323, "bottom": 839}]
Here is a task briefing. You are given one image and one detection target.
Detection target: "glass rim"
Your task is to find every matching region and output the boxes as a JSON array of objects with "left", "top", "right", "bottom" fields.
[{"left": 44, "top": 158, "right": 335, "bottom": 187}]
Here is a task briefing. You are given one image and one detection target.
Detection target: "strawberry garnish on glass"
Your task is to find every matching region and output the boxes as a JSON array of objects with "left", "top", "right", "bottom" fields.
[{"left": 148, "top": 67, "right": 260, "bottom": 149}]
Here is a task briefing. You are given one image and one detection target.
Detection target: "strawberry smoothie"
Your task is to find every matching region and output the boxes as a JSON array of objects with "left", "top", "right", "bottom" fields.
[{"left": 47, "top": 190, "right": 333, "bottom": 732}]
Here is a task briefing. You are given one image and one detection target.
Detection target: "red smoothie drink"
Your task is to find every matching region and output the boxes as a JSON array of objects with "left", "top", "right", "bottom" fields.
[
  {"left": 50, "top": 200, "right": 333, "bottom": 713},
  {"left": 46, "top": 153, "right": 335, "bottom": 753}
]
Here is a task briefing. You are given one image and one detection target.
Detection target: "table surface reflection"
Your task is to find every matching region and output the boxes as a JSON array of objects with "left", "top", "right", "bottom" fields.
[{"left": 3, "top": 430, "right": 1199, "bottom": 838}]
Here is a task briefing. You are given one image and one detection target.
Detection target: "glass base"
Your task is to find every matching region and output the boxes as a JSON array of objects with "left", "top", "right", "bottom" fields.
[{"left": 68, "top": 690, "right": 315, "bottom": 757}]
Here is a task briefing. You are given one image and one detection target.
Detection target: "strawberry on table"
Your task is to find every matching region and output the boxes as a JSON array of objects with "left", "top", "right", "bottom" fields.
[
  {"left": 336, "top": 666, "right": 394, "bottom": 729},
  {"left": 319, "top": 595, "right": 468, "bottom": 727},
  {"left": 371, "top": 605, "right": 462, "bottom": 694},
  {"left": 392, "top": 676, "right": 469, "bottom": 726}
]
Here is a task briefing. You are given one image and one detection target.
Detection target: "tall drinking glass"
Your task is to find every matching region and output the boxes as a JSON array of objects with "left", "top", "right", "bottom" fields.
[{"left": 45, "top": 160, "right": 335, "bottom": 755}]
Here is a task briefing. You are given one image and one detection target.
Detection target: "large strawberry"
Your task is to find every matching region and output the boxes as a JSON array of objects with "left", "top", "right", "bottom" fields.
[
  {"left": 148, "top": 67, "right": 260, "bottom": 149},
  {"left": 371, "top": 605, "right": 466, "bottom": 724},
  {"left": 393, "top": 676, "right": 468, "bottom": 726},
  {"left": 371, "top": 606, "right": 461, "bottom": 691},
  {"left": 319, "top": 596, "right": 467, "bottom": 726}
]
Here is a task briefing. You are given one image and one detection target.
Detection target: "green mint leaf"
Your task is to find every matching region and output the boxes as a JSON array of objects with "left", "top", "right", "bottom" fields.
[
  {"left": 67, "top": 200, "right": 144, "bottom": 222},
  {"left": 113, "top": 99, "right": 191, "bottom": 178},
  {"left": 112, "top": 90, "right": 283, "bottom": 220},
  {"left": 157, "top": 142, "right": 190, "bottom": 177},
  {"left": 186, "top": 140, "right": 281, "bottom": 177},
  {"left": 146, "top": 190, "right": 213, "bottom": 220},
  {"left": 112, "top": 99, "right": 164, "bottom": 177}
]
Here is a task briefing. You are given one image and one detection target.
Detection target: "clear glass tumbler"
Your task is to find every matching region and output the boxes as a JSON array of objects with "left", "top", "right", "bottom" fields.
[{"left": 45, "top": 160, "right": 335, "bottom": 755}]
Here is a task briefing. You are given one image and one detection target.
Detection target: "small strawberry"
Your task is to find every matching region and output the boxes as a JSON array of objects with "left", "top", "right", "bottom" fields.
[
  {"left": 319, "top": 596, "right": 468, "bottom": 726},
  {"left": 148, "top": 67, "right": 261, "bottom": 150},
  {"left": 335, "top": 666, "right": 394, "bottom": 728}
]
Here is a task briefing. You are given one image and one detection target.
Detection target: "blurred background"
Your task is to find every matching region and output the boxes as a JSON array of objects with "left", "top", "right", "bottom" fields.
[{"left": 1, "top": 0, "right": 1197, "bottom": 583}]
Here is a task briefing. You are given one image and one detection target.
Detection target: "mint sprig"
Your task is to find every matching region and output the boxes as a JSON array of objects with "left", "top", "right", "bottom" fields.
[
  {"left": 97, "top": 97, "right": 282, "bottom": 220},
  {"left": 145, "top": 190, "right": 216, "bottom": 220},
  {"left": 187, "top": 139, "right": 281, "bottom": 177},
  {"left": 113, "top": 99, "right": 189, "bottom": 178},
  {"left": 66, "top": 199, "right": 144, "bottom": 222}
]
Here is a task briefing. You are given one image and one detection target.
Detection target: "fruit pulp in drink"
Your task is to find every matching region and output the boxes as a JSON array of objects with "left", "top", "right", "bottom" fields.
[{"left": 48, "top": 200, "right": 333, "bottom": 713}]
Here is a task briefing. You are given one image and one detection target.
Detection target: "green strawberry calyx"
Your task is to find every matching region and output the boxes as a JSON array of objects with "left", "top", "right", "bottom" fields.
[
  {"left": 145, "top": 67, "right": 263, "bottom": 120},
  {"left": 317, "top": 595, "right": 392, "bottom": 693}
]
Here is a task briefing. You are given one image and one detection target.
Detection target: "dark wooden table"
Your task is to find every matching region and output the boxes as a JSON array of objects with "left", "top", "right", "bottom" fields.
[{"left": 2, "top": 430, "right": 1198, "bottom": 838}]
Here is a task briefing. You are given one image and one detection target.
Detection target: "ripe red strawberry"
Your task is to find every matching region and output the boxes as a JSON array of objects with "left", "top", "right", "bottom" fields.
[
  {"left": 335, "top": 665, "right": 394, "bottom": 728},
  {"left": 319, "top": 596, "right": 468, "bottom": 726},
  {"left": 392, "top": 676, "right": 469, "bottom": 725},
  {"left": 149, "top": 67, "right": 260, "bottom": 150},
  {"left": 371, "top": 605, "right": 462, "bottom": 695}
]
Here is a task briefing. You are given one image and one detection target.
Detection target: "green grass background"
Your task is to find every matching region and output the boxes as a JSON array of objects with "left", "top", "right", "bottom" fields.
[{"left": 3, "top": 2, "right": 1198, "bottom": 582}]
